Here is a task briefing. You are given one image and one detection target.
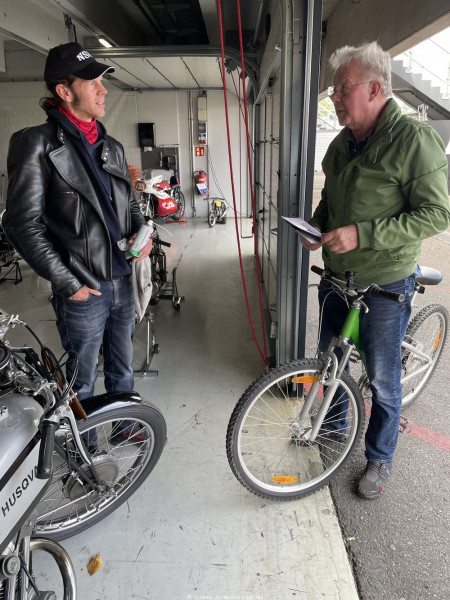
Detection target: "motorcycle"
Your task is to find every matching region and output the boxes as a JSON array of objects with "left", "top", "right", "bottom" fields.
[
  {"left": 207, "top": 197, "right": 227, "bottom": 228},
  {"left": 135, "top": 173, "right": 185, "bottom": 222},
  {"left": 0, "top": 309, "right": 167, "bottom": 598}
]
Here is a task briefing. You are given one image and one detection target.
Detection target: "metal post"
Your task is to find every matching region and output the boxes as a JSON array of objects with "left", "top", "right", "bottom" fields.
[{"left": 276, "top": 0, "right": 322, "bottom": 364}]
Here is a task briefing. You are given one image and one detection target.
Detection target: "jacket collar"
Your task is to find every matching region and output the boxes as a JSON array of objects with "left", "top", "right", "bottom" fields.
[
  {"left": 331, "top": 98, "right": 400, "bottom": 155},
  {"left": 364, "top": 98, "right": 400, "bottom": 146}
]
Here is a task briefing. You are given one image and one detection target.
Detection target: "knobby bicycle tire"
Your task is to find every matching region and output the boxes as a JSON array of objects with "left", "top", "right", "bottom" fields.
[
  {"left": 34, "top": 403, "right": 167, "bottom": 540},
  {"left": 401, "top": 303, "right": 448, "bottom": 408},
  {"left": 226, "top": 359, "right": 365, "bottom": 501}
]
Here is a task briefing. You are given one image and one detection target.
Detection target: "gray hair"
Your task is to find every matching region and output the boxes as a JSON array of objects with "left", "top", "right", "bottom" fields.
[{"left": 329, "top": 41, "right": 392, "bottom": 98}]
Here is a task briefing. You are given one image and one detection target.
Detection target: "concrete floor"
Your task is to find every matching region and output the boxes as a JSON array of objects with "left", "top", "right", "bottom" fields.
[{"left": 0, "top": 217, "right": 358, "bottom": 600}]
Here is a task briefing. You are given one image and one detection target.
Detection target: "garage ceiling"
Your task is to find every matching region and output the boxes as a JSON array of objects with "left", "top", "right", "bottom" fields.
[{"left": 0, "top": 0, "right": 341, "bottom": 94}]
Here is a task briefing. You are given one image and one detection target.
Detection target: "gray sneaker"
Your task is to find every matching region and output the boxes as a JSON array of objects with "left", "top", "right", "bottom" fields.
[{"left": 357, "top": 460, "right": 392, "bottom": 499}]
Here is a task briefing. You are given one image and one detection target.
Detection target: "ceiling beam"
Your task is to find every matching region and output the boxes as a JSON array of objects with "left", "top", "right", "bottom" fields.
[{"left": 91, "top": 44, "right": 259, "bottom": 95}]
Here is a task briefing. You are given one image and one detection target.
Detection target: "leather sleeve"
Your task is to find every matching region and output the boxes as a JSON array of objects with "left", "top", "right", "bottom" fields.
[{"left": 4, "top": 128, "right": 83, "bottom": 298}]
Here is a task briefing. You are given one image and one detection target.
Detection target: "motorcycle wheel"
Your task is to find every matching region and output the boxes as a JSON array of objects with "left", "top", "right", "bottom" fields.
[
  {"left": 208, "top": 210, "right": 217, "bottom": 227},
  {"left": 34, "top": 403, "right": 166, "bottom": 541},
  {"left": 171, "top": 189, "right": 185, "bottom": 220}
]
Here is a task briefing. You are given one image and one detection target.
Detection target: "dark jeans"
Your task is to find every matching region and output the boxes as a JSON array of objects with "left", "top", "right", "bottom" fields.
[
  {"left": 51, "top": 277, "right": 135, "bottom": 400},
  {"left": 318, "top": 275, "right": 415, "bottom": 463}
]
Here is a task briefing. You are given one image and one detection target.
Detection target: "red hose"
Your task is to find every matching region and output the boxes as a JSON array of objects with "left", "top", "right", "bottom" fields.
[{"left": 216, "top": 0, "right": 268, "bottom": 366}]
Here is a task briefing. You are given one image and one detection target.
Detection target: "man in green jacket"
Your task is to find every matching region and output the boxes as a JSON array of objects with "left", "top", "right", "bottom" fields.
[{"left": 301, "top": 41, "right": 450, "bottom": 499}]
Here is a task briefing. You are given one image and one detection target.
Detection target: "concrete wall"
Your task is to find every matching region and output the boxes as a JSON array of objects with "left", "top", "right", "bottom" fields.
[{"left": 0, "top": 83, "right": 247, "bottom": 218}]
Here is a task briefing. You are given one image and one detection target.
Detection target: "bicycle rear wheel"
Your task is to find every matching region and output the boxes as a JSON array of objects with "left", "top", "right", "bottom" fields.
[
  {"left": 401, "top": 303, "right": 448, "bottom": 408},
  {"left": 226, "top": 359, "right": 365, "bottom": 501}
]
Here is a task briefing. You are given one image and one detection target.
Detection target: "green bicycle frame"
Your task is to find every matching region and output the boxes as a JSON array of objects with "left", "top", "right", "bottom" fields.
[{"left": 341, "top": 305, "right": 365, "bottom": 365}]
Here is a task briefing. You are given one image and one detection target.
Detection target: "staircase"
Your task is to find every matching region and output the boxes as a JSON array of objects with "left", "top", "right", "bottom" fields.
[{"left": 392, "top": 43, "right": 450, "bottom": 121}]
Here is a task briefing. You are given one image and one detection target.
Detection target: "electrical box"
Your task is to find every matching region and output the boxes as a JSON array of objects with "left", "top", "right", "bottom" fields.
[
  {"left": 198, "top": 96, "right": 207, "bottom": 122},
  {"left": 198, "top": 121, "right": 207, "bottom": 145}
]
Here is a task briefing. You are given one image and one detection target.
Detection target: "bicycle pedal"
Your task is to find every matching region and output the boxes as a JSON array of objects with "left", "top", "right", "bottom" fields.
[{"left": 399, "top": 416, "right": 411, "bottom": 434}]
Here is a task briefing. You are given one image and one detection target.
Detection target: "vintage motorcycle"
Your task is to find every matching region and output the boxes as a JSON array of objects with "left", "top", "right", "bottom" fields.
[
  {"left": 0, "top": 310, "right": 167, "bottom": 598},
  {"left": 135, "top": 173, "right": 185, "bottom": 222}
]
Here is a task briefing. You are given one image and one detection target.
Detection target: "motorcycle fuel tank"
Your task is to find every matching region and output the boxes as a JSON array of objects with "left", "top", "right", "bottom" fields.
[{"left": 0, "top": 394, "right": 43, "bottom": 477}]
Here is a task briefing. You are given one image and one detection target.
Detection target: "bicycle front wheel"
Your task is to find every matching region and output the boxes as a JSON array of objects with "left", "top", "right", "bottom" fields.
[
  {"left": 226, "top": 359, "right": 365, "bottom": 501},
  {"left": 34, "top": 403, "right": 167, "bottom": 540},
  {"left": 401, "top": 303, "right": 448, "bottom": 408}
]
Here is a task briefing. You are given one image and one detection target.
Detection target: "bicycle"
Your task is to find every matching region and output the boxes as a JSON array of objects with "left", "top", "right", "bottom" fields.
[{"left": 226, "top": 265, "right": 448, "bottom": 501}]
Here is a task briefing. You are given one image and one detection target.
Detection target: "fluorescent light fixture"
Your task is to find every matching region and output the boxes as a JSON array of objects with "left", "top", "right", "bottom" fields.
[{"left": 98, "top": 37, "right": 113, "bottom": 48}]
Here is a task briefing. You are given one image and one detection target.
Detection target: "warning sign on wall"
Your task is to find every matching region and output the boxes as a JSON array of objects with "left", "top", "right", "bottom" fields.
[{"left": 195, "top": 146, "right": 205, "bottom": 157}]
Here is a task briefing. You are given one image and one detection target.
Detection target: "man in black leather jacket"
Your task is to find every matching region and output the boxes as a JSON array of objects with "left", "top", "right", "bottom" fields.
[{"left": 4, "top": 43, "right": 151, "bottom": 426}]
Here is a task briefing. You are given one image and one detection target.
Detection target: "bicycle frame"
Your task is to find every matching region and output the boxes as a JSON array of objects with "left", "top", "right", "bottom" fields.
[{"left": 294, "top": 287, "right": 372, "bottom": 444}]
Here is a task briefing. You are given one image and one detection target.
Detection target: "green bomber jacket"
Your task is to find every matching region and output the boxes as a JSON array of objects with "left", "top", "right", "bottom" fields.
[{"left": 310, "top": 98, "right": 450, "bottom": 286}]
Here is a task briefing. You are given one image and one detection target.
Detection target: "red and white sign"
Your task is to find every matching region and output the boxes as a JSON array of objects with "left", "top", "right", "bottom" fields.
[{"left": 195, "top": 146, "right": 205, "bottom": 157}]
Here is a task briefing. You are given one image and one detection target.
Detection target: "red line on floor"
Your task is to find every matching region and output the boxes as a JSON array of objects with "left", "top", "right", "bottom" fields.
[
  {"left": 404, "top": 420, "right": 450, "bottom": 452},
  {"left": 365, "top": 404, "right": 450, "bottom": 452}
]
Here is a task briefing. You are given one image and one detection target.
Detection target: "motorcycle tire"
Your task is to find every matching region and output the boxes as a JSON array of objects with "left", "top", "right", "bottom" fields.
[
  {"left": 33, "top": 403, "right": 167, "bottom": 541},
  {"left": 171, "top": 189, "right": 185, "bottom": 220},
  {"left": 208, "top": 211, "right": 216, "bottom": 227}
]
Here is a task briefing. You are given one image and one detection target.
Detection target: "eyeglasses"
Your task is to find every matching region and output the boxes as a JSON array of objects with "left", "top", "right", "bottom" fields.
[{"left": 327, "top": 81, "right": 372, "bottom": 98}]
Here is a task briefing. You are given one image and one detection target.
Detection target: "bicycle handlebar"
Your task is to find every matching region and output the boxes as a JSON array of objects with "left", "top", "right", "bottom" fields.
[
  {"left": 311, "top": 266, "right": 405, "bottom": 303},
  {"left": 365, "top": 284, "right": 405, "bottom": 303}
]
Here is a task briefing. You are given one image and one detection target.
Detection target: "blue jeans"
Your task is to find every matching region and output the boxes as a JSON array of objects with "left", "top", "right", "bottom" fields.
[
  {"left": 318, "top": 275, "right": 415, "bottom": 463},
  {"left": 51, "top": 277, "right": 135, "bottom": 401}
]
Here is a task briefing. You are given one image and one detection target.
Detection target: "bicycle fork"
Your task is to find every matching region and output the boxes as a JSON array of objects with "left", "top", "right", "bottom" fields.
[{"left": 293, "top": 306, "right": 363, "bottom": 443}]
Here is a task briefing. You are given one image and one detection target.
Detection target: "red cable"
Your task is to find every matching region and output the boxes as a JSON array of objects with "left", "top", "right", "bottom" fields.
[
  {"left": 216, "top": 0, "right": 268, "bottom": 366},
  {"left": 235, "top": 0, "right": 268, "bottom": 361},
  {"left": 230, "top": 71, "right": 253, "bottom": 239}
]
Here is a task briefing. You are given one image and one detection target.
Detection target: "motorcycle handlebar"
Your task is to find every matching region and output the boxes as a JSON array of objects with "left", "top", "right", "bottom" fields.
[{"left": 36, "top": 420, "right": 59, "bottom": 480}]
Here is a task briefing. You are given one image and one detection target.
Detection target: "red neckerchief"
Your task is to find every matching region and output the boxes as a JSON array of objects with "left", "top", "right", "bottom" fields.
[{"left": 58, "top": 105, "right": 99, "bottom": 145}]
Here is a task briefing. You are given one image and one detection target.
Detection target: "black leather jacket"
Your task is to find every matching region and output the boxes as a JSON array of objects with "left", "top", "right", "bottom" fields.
[{"left": 4, "top": 119, "right": 144, "bottom": 298}]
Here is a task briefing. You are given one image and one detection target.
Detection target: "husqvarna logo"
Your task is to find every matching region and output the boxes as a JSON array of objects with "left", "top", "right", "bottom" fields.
[
  {"left": 76, "top": 50, "right": 92, "bottom": 62},
  {"left": 1, "top": 468, "right": 37, "bottom": 518},
  {"left": 0, "top": 444, "right": 47, "bottom": 533}
]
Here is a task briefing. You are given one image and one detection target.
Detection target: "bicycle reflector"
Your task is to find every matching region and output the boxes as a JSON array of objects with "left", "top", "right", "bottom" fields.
[
  {"left": 291, "top": 376, "right": 319, "bottom": 384},
  {"left": 434, "top": 333, "right": 441, "bottom": 352},
  {"left": 271, "top": 476, "right": 299, "bottom": 484}
]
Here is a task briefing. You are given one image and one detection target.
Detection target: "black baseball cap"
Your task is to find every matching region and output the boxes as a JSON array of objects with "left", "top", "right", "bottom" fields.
[{"left": 44, "top": 42, "right": 115, "bottom": 82}]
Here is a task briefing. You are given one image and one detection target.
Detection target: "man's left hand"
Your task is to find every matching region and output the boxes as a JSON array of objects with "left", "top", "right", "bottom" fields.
[
  {"left": 322, "top": 225, "right": 359, "bottom": 254},
  {"left": 128, "top": 233, "right": 153, "bottom": 262}
]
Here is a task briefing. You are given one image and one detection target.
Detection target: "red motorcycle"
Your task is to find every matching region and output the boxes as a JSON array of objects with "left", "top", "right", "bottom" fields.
[{"left": 135, "top": 172, "right": 185, "bottom": 222}]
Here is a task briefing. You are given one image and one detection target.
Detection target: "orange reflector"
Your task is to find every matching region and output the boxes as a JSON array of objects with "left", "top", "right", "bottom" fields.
[
  {"left": 271, "top": 476, "right": 299, "bottom": 484},
  {"left": 291, "top": 376, "right": 319, "bottom": 384},
  {"left": 433, "top": 333, "right": 440, "bottom": 353}
]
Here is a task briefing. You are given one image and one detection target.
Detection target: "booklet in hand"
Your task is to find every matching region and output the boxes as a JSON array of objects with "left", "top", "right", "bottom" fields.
[{"left": 282, "top": 216, "right": 322, "bottom": 244}]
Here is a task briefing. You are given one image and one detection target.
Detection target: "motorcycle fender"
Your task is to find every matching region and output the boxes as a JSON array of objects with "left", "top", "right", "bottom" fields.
[{"left": 78, "top": 391, "right": 142, "bottom": 420}]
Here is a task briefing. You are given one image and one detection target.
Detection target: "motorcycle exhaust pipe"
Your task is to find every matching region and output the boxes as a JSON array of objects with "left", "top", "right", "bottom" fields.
[{"left": 30, "top": 538, "right": 77, "bottom": 600}]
